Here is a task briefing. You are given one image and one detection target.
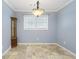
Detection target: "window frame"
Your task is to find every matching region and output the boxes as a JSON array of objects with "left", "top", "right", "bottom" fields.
[{"left": 24, "top": 15, "right": 48, "bottom": 30}]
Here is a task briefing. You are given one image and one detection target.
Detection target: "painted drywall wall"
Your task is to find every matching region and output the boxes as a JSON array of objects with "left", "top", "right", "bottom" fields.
[
  {"left": 2, "top": 0, "right": 76, "bottom": 55},
  {"left": 15, "top": 12, "right": 57, "bottom": 43},
  {"left": 57, "top": 0, "right": 76, "bottom": 53},
  {"left": 2, "top": 0, "right": 15, "bottom": 53}
]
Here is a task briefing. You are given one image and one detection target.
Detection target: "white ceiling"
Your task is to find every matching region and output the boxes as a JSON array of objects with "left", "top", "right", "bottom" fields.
[{"left": 4, "top": 0, "right": 73, "bottom": 12}]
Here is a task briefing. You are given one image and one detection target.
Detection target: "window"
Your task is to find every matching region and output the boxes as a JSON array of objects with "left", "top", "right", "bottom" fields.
[{"left": 24, "top": 15, "right": 48, "bottom": 30}]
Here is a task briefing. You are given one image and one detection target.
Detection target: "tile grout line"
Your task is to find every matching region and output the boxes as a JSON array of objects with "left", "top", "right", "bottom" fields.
[
  {"left": 2, "top": 43, "right": 76, "bottom": 57},
  {"left": 18, "top": 43, "right": 76, "bottom": 56}
]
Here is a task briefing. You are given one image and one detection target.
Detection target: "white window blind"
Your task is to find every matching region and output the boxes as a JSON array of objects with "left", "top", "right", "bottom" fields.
[{"left": 24, "top": 15, "right": 48, "bottom": 30}]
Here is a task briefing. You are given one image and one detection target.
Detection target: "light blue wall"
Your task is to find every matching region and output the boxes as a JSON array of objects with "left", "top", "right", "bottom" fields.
[
  {"left": 2, "top": 0, "right": 76, "bottom": 54},
  {"left": 57, "top": 0, "right": 76, "bottom": 53},
  {"left": 15, "top": 12, "right": 57, "bottom": 43},
  {"left": 2, "top": 1, "right": 15, "bottom": 53}
]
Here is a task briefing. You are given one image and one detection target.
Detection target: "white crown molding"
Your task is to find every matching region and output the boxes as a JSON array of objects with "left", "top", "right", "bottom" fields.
[
  {"left": 15, "top": 9, "right": 57, "bottom": 12},
  {"left": 4, "top": 0, "right": 74, "bottom": 12},
  {"left": 56, "top": 0, "right": 74, "bottom": 12},
  {"left": 4, "top": 0, "right": 16, "bottom": 11}
]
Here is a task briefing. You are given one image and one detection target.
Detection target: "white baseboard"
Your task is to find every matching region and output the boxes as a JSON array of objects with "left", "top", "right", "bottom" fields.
[
  {"left": 18, "top": 43, "right": 76, "bottom": 56},
  {"left": 18, "top": 43, "right": 57, "bottom": 45},
  {"left": 2, "top": 43, "right": 75, "bottom": 57},
  {"left": 56, "top": 43, "right": 76, "bottom": 57},
  {"left": 2, "top": 46, "right": 11, "bottom": 56}
]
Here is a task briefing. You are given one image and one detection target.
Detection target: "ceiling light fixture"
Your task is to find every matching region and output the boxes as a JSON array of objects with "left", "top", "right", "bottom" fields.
[{"left": 32, "top": 1, "right": 45, "bottom": 17}]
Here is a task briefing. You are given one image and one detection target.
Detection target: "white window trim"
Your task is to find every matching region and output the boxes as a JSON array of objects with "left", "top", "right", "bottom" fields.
[{"left": 24, "top": 15, "right": 48, "bottom": 30}]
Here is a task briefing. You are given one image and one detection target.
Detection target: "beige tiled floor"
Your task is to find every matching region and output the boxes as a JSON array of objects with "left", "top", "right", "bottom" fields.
[{"left": 3, "top": 44, "right": 76, "bottom": 59}]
